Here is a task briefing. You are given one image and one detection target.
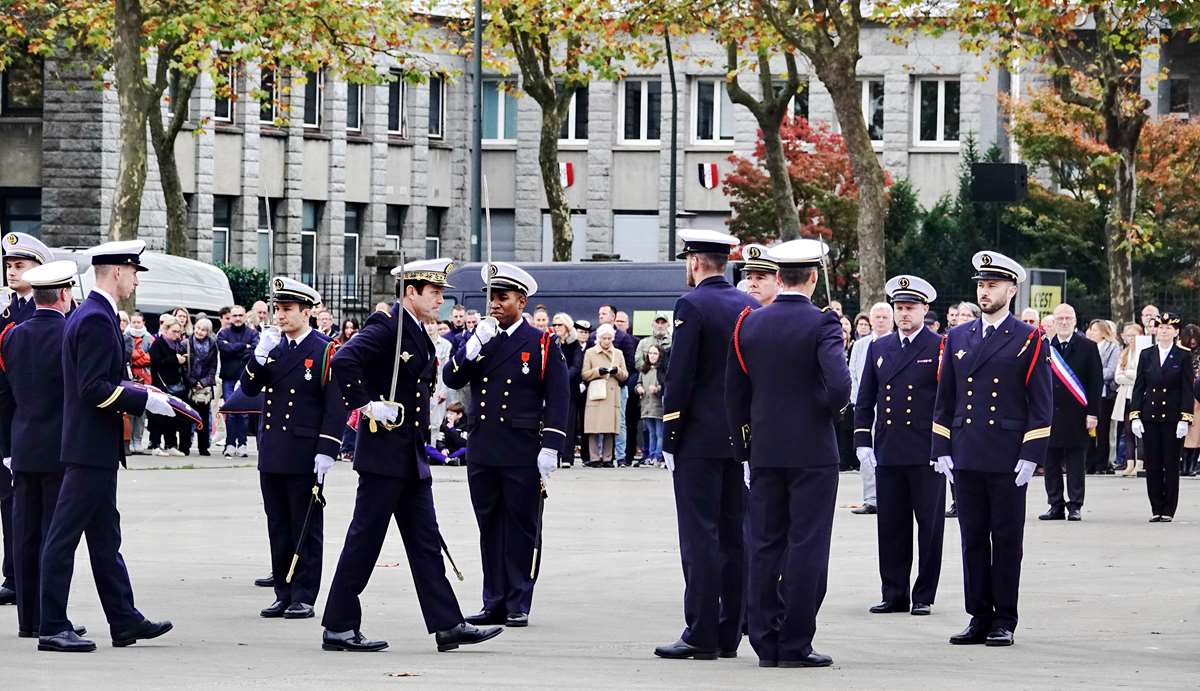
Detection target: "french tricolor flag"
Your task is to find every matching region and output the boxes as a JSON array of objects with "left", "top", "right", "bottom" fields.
[
  {"left": 559, "top": 161, "right": 575, "bottom": 188},
  {"left": 1048, "top": 345, "right": 1088, "bottom": 406},
  {"left": 698, "top": 162, "right": 719, "bottom": 189}
]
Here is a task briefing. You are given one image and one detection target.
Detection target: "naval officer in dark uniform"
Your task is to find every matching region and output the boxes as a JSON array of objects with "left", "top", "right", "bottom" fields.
[
  {"left": 932, "top": 250, "right": 1052, "bottom": 648},
  {"left": 855, "top": 275, "right": 945, "bottom": 617},
  {"left": 322, "top": 259, "right": 502, "bottom": 653},
  {"left": 443, "top": 262, "right": 569, "bottom": 628},
  {"left": 240, "top": 277, "right": 344, "bottom": 620},
  {"left": 0, "top": 260, "right": 82, "bottom": 637},
  {"left": 0, "top": 231, "right": 52, "bottom": 608},
  {"left": 654, "top": 229, "right": 758, "bottom": 661},
  {"left": 726, "top": 239, "right": 849, "bottom": 668},
  {"left": 39, "top": 240, "right": 176, "bottom": 653}
]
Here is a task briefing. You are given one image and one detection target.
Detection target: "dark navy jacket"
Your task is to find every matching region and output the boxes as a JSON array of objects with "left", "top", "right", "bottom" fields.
[
  {"left": 663, "top": 275, "right": 759, "bottom": 459},
  {"left": 932, "top": 314, "right": 1053, "bottom": 472},
  {"left": 217, "top": 324, "right": 259, "bottom": 381},
  {"left": 442, "top": 319, "right": 570, "bottom": 467},
  {"left": 240, "top": 329, "right": 343, "bottom": 474},
  {"left": 61, "top": 291, "right": 149, "bottom": 469},
  {"left": 0, "top": 292, "right": 36, "bottom": 332},
  {"left": 0, "top": 309, "right": 67, "bottom": 473},
  {"left": 1130, "top": 344, "right": 1195, "bottom": 426},
  {"left": 853, "top": 326, "right": 941, "bottom": 466},
  {"left": 726, "top": 293, "right": 849, "bottom": 467},
  {"left": 331, "top": 303, "right": 435, "bottom": 480},
  {"left": 1045, "top": 332, "right": 1103, "bottom": 448}
]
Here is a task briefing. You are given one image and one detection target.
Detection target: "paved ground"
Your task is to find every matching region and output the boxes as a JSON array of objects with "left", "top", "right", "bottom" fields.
[{"left": 2, "top": 458, "right": 1198, "bottom": 689}]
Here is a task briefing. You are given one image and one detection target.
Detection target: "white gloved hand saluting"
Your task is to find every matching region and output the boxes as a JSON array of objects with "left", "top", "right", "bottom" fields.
[
  {"left": 465, "top": 319, "right": 500, "bottom": 361},
  {"left": 1014, "top": 460, "right": 1037, "bottom": 487},
  {"left": 537, "top": 448, "right": 557, "bottom": 480},
  {"left": 361, "top": 400, "right": 399, "bottom": 425},
  {"left": 1176, "top": 421, "right": 1189, "bottom": 439},
  {"left": 314, "top": 453, "right": 335, "bottom": 483},
  {"left": 663, "top": 451, "right": 675, "bottom": 473},
  {"left": 1131, "top": 419, "right": 1144, "bottom": 438},
  {"left": 255, "top": 326, "right": 282, "bottom": 364},
  {"left": 856, "top": 447, "right": 876, "bottom": 470},
  {"left": 145, "top": 391, "right": 177, "bottom": 417},
  {"left": 931, "top": 455, "right": 955, "bottom": 484}
]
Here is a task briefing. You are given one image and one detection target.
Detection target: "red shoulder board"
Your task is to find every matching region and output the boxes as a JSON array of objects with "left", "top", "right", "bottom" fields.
[
  {"left": 733, "top": 306, "right": 752, "bottom": 375},
  {"left": 0, "top": 322, "right": 16, "bottom": 373}
]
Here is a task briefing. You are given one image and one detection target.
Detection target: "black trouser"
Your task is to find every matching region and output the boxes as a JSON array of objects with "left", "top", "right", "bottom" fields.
[
  {"left": 1142, "top": 421, "right": 1181, "bottom": 517},
  {"left": 1087, "top": 397, "right": 1116, "bottom": 472},
  {"left": 747, "top": 465, "right": 837, "bottom": 663},
  {"left": 876, "top": 465, "right": 945, "bottom": 607},
  {"left": 260, "top": 472, "right": 323, "bottom": 606},
  {"left": 1043, "top": 446, "right": 1086, "bottom": 512},
  {"left": 188, "top": 399, "right": 211, "bottom": 454},
  {"left": 954, "top": 469, "right": 1026, "bottom": 632},
  {"left": 576, "top": 395, "right": 590, "bottom": 465},
  {"left": 147, "top": 412, "right": 177, "bottom": 450},
  {"left": 175, "top": 414, "right": 195, "bottom": 454},
  {"left": 322, "top": 472, "right": 462, "bottom": 634},
  {"left": 624, "top": 388, "right": 641, "bottom": 464},
  {"left": 13, "top": 471, "right": 63, "bottom": 633},
  {"left": 40, "top": 465, "right": 142, "bottom": 636},
  {"left": 672, "top": 456, "right": 744, "bottom": 652},
  {"left": 467, "top": 463, "right": 541, "bottom": 616},
  {"left": 1, "top": 476, "right": 11, "bottom": 590}
]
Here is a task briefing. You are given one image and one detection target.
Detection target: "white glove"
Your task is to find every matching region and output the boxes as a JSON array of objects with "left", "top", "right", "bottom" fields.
[
  {"left": 465, "top": 319, "right": 499, "bottom": 361},
  {"left": 1014, "top": 459, "right": 1037, "bottom": 487},
  {"left": 254, "top": 326, "right": 282, "bottom": 364},
  {"left": 2, "top": 457, "right": 10, "bottom": 471},
  {"left": 537, "top": 448, "right": 557, "bottom": 480},
  {"left": 931, "top": 455, "right": 955, "bottom": 484},
  {"left": 856, "top": 446, "right": 876, "bottom": 470},
  {"left": 145, "top": 391, "right": 177, "bottom": 417},
  {"left": 1131, "top": 419, "right": 1144, "bottom": 438},
  {"left": 742, "top": 461, "right": 750, "bottom": 489},
  {"left": 1177, "top": 421, "right": 1189, "bottom": 439},
  {"left": 314, "top": 453, "right": 335, "bottom": 483},
  {"left": 361, "top": 400, "right": 398, "bottom": 425},
  {"left": 663, "top": 451, "right": 675, "bottom": 472}
]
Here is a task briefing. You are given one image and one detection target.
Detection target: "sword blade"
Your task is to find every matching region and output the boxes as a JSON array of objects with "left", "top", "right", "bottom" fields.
[{"left": 387, "top": 246, "right": 407, "bottom": 404}]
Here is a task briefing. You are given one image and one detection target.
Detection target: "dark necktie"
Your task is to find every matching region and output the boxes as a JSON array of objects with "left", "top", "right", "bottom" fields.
[
  {"left": 17, "top": 297, "right": 27, "bottom": 310},
  {"left": 984, "top": 325, "right": 995, "bottom": 340},
  {"left": 1057, "top": 338, "right": 1068, "bottom": 353},
  {"left": 901, "top": 337, "right": 910, "bottom": 349},
  {"left": 288, "top": 340, "right": 298, "bottom": 351}
]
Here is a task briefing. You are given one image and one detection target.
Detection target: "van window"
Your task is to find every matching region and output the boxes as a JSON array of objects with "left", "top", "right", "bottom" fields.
[{"left": 438, "top": 296, "right": 458, "bottom": 321}]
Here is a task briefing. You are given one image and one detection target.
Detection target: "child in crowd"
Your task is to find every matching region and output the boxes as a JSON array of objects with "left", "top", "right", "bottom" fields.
[
  {"left": 426, "top": 401, "right": 468, "bottom": 466},
  {"left": 637, "top": 345, "right": 665, "bottom": 467}
]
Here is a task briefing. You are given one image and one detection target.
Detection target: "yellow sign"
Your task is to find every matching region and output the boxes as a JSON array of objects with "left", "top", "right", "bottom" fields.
[{"left": 1028, "top": 284, "right": 1062, "bottom": 318}]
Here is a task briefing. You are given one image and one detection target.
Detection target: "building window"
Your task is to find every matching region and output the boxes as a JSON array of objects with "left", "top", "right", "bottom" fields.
[
  {"left": 304, "top": 70, "right": 324, "bottom": 129},
  {"left": 482, "top": 79, "right": 518, "bottom": 142},
  {"left": 559, "top": 86, "right": 588, "bottom": 142},
  {"left": 914, "top": 77, "right": 960, "bottom": 145},
  {"left": 425, "top": 207, "right": 444, "bottom": 258},
  {"left": 0, "top": 192, "right": 40, "bottom": 236},
  {"left": 428, "top": 74, "right": 445, "bottom": 139},
  {"left": 346, "top": 82, "right": 364, "bottom": 133},
  {"left": 214, "top": 59, "right": 235, "bottom": 123},
  {"left": 343, "top": 203, "right": 363, "bottom": 280},
  {"left": 259, "top": 67, "right": 277, "bottom": 124},
  {"left": 301, "top": 200, "right": 321, "bottom": 283},
  {"left": 692, "top": 78, "right": 735, "bottom": 144},
  {"left": 0, "top": 53, "right": 43, "bottom": 116},
  {"left": 256, "top": 197, "right": 278, "bottom": 271},
  {"left": 619, "top": 78, "right": 662, "bottom": 144},
  {"left": 387, "top": 72, "right": 407, "bottom": 136},
  {"left": 861, "top": 78, "right": 885, "bottom": 142},
  {"left": 212, "top": 196, "right": 234, "bottom": 265},
  {"left": 1169, "top": 78, "right": 1190, "bottom": 117},
  {"left": 385, "top": 204, "right": 406, "bottom": 250}
]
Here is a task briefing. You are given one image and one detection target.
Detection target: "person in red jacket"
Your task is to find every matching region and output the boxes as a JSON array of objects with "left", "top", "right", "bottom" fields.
[{"left": 124, "top": 311, "right": 154, "bottom": 453}]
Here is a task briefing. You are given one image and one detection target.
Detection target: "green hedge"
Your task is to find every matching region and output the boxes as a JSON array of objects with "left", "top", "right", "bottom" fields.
[{"left": 221, "top": 265, "right": 270, "bottom": 309}]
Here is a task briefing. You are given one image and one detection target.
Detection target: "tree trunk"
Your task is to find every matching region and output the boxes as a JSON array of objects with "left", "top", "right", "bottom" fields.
[
  {"left": 539, "top": 108, "right": 573, "bottom": 261},
  {"left": 110, "top": 0, "right": 149, "bottom": 243},
  {"left": 1106, "top": 142, "right": 1137, "bottom": 323},
  {"left": 759, "top": 119, "right": 802, "bottom": 240},
  {"left": 152, "top": 133, "right": 190, "bottom": 256}
]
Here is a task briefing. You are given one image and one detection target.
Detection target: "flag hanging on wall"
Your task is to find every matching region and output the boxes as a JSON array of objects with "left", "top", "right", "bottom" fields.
[
  {"left": 559, "top": 161, "right": 575, "bottom": 188},
  {"left": 698, "top": 162, "right": 719, "bottom": 190}
]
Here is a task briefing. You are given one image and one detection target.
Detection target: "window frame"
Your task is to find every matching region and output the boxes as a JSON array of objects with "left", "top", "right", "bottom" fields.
[
  {"left": 482, "top": 78, "right": 518, "bottom": 143},
  {"left": 301, "top": 200, "right": 321, "bottom": 283},
  {"left": 691, "top": 77, "right": 736, "bottom": 145},
  {"left": 256, "top": 197, "right": 278, "bottom": 271},
  {"left": 558, "top": 85, "right": 588, "bottom": 144},
  {"left": 912, "top": 76, "right": 961, "bottom": 148},
  {"left": 427, "top": 73, "right": 445, "bottom": 140},
  {"left": 1168, "top": 78, "right": 1190, "bottom": 118},
  {"left": 343, "top": 203, "right": 363, "bottom": 280},
  {"left": 0, "top": 54, "right": 44, "bottom": 117},
  {"left": 212, "top": 195, "right": 234, "bottom": 265},
  {"left": 303, "top": 70, "right": 324, "bottom": 129},
  {"left": 213, "top": 59, "right": 236, "bottom": 123},
  {"left": 387, "top": 72, "right": 408, "bottom": 137},
  {"left": 385, "top": 204, "right": 405, "bottom": 250},
  {"left": 258, "top": 67, "right": 278, "bottom": 125},
  {"left": 617, "top": 77, "right": 663, "bottom": 146},
  {"left": 860, "top": 78, "right": 885, "bottom": 146},
  {"left": 346, "top": 81, "right": 364, "bottom": 133}
]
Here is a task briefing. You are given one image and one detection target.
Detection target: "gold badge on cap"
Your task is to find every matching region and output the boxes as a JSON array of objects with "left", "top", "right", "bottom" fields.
[
  {"left": 747, "top": 246, "right": 761, "bottom": 259},
  {"left": 4, "top": 234, "right": 16, "bottom": 245},
  {"left": 273, "top": 278, "right": 284, "bottom": 290},
  {"left": 444, "top": 262, "right": 455, "bottom": 275},
  {"left": 488, "top": 264, "right": 499, "bottom": 277},
  {"left": 981, "top": 254, "right": 993, "bottom": 266},
  {"left": 898, "top": 277, "right": 910, "bottom": 289}
]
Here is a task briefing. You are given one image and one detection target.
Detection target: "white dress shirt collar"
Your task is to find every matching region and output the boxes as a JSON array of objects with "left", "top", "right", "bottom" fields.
[{"left": 91, "top": 287, "right": 119, "bottom": 316}]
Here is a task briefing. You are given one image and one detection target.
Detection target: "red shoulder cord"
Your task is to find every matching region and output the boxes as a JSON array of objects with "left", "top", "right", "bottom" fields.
[
  {"left": 936, "top": 335, "right": 947, "bottom": 382},
  {"left": 0, "top": 322, "right": 16, "bottom": 373},
  {"left": 733, "top": 306, "right": 752, "bottom": 375},
  {"left": 540, "top": 331, "right": 551, "bottom": 381},
  {"left": 322, "top": 341, "right": 337, "bottom": 386},
  {"left": 1024, "top": 328, "right": 1043, "bottom": 386}
]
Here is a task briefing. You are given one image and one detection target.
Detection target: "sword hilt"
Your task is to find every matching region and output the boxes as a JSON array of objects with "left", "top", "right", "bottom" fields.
[{"left": 286, "top": 554, "right": 299, "bottom": 584}]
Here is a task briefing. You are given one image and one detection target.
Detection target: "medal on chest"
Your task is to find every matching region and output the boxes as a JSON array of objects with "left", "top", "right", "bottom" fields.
[
  {"left": 304, "top": 357, "right": 314, "bottom": 381},
  {"left": 520, "top": 351, "right": 531, "bottom": 375}
]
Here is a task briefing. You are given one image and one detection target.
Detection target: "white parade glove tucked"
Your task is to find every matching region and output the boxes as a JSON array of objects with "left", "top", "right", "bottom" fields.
[
  {"left": 856, "top": 447, "right": 876, "bottom": 470},
  {"left": 1014, "top": 460, "right": 1037, "bottom": 487},
  {"left": 145, "top": 391, "right": 177, "bottom": 417},
  {"left": 931, "top": 455, "right": 955, "bottom": 484},
  {"left": 663, "top": 451, "right": 675, "bottom": 472},
  {"left": 465, "top": 319, "right": 500, "bottom": 361},
  {"left": 1131, "top": 419, "right": 1144, "bottom": 438},
  {"left": 314, "top": 453, "right": 335, "bottom": 483},
  {"left": 361, "top": 400, "right": 398, "bottom": 425},
  {"left": 1176, "top": 421, "right": 1189, "bottom": 439},
  {"left": 742, "top": 461, "right": 750, "bottom": 489},
  {"left": 537, "top": 448, "right": 557, "bottom": 480},
  {"left": 254, "top": 326, "right": 282, "bottom": 364},
  {"left": 2, "top": 457, "right": 10, "bottom": 472}
]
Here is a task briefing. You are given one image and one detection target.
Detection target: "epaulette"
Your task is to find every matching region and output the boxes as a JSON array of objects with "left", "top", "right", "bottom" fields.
[
  {"left": 820, "top": 305, "right": 831, "bottom": 313},
  {"left": 1179, "top": 345, "right": 1192, "bottom": 352}
]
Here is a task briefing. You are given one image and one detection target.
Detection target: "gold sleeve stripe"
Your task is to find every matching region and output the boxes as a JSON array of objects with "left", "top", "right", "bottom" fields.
[
  {"left": 1022, "top": 427, "right": 1051, "bottom": 443},
  {"left": 663, "top": 411, "right": 681, "bottom": 422},
  {"left": 932, "top": 422, "right": 951, "bottom": 439},
  {"left": 97, "top": 387, "right": 123, "bottom": 409},
  {"left": 1183, "top": 413, "right": 1195, "bottom": 423},
  {"left": 543, "top": 427, "right": 565, "bottom": 437},
  {"left": 320, "top": 434, "right": 342, "bottom": 444},
  {"left": 853, "top": 428, "right": 871, "bottom": 434},
  {"left": 1128, "top": 411, "right": 1140, "bottom": 420}
]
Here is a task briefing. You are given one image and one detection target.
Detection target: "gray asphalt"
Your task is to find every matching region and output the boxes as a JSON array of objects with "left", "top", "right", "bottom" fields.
[{"left": 2, "top": 460, "right": 1198, "bottom": 689}]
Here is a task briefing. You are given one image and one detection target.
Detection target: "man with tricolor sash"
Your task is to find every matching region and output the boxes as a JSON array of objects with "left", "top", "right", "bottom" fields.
[{"left": 1040, "top": 304, "right": 1103, "bottom": 522}]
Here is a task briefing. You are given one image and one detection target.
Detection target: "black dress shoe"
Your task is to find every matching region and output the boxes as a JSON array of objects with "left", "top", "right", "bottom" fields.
[
  {"left": 254, "top": 575, "right": 275, "bottom": 588},
  {"left": 38, "top": 629, "right": 96, "bottom": 653},
  {"left": 505, "top": 613, "right": 528, "bottom": 627},
  {"left": 0, "top": 585, "right": 14, "bottom": 605},
  {"left": 22, "top": 625, "right": 87, "bottom": 639},
  {"left": 780, "top": 652, "right": 833, "bottom": 667},
  {"left": 945, "top": 506, "right": 958, "bottom": 518},
  {"left": 758, "top": 659, "right": 778, "bottom": 668},
  {"left": 112, "top": 619, "right": 173, "bottom": 647},
  {"left": 260, "top": 600, "right": 288, "bottom": 618},
  {"left": 718, "top": 648, "right": 738, "bottom": 659},
  {"left": 1038, "top": 510, "right": 1065, "bottom": 521},
  {"left": 851, "top": 504, "right": 877, "bottom": 515},
  {"left": 322, "top": 629, "right": 389, "bottom": 652},
  {"left": 1161, "top": 515, "right": 1173, "bottom": 523},
  {"left": 1067, "top": 509, "right": 1082, "bottom": 521},
  {"left": 869, "top": 601, "right": 908, "bottom": 614},
  {"left": 464, "top": 609, "right": 507, "bottom": 626},
  {"left": 910, "top": 604, "right": 932, "bottom": 616},
  {"left": 435, "top": 622, "right": 503, "bottom": 652},
  {"left": 283, "top": 603, "right": 315, "bottom": 619},
  {"left": 1149, "top": 515, "right": 1163, "bottom": 523},
  {"left": 949, "top": 624, "right": 989, "bottom": 645},
  {"left": 985, "top": 627, "right": 1014, "bottom": 646},
  {"left": 654, "top": 639, "right": 718, "bottom": 660}
]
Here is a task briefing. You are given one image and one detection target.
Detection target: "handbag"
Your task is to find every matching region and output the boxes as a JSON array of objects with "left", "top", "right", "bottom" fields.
[{"left": 587, "top": 378, "right": 608, "bottom": 402}]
